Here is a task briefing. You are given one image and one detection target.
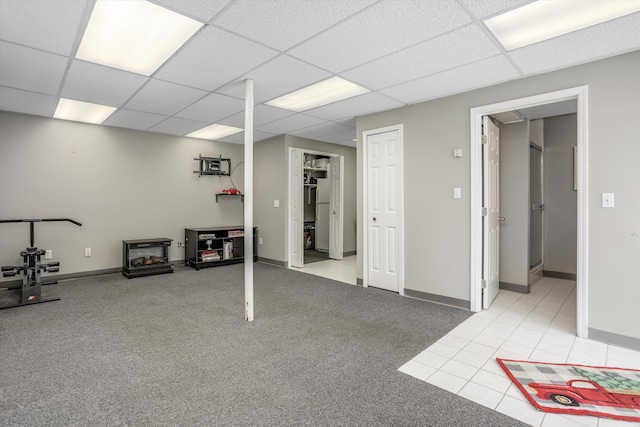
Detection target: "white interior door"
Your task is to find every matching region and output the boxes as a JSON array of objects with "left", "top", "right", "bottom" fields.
[
  {"left": 329, "top": 156, "right": 344, "bottom": 260},
  {"left": 482, "top": 116, "right": 500, "bottom": 308},
  {"left": 290, "top": 148, "right": 303, "bottom": 268},
  {"left": 366, "top": 130, "right": 401, "bottom": 292}
]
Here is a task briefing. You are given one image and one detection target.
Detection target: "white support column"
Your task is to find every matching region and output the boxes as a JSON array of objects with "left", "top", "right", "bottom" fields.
[{"left": 244, "top": 78, "right": 254, "bottom": 321}]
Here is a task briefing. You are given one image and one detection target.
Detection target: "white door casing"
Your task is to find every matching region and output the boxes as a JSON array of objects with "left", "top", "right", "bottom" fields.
[
  {"left": 364, "top": 127, "right": 403, "bottom": 293},
  {"left": 482, "top": 116, "right": 500, "bottom": 309},
  {"left": 329, "top": 156, "right": 344, "bottom": 260},
  {"left": 469, "top": 86, "right": 589, "bottom": 339},
  {"left": 289, "top": 148, "right": 303, "bottom": 268}
]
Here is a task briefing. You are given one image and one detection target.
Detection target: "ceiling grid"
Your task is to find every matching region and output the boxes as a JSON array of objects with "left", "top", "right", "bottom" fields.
[{"left": 0, "top": 0, "right": 638, "bottom": 146}]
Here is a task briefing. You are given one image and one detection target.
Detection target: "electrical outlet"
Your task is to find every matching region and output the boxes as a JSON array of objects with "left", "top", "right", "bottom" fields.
[
  {"left": 85, "top": 248, "right": 92, "bottom": 257},
  {"left": 274, "top": 200, "right": 280, "bottom": 208},
  {"left": 45, "top": 250, "right": 52, "bottom": 259}
]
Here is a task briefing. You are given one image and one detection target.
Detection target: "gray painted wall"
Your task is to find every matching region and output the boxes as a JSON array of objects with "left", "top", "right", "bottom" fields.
[
  {"left": 254, "top": 135, "right": 287, "bottom": 262},
  {"left": 530, "top": 119, "right": 544, "bottom": 149},
  {"left": 544, "top": 114, "right": 578, "bottom": 274},
  {"left": 499, "top": 119, "right": 530, "bottom": 287},
  {"left": 356, "top": 51, "right": 640, "bottom": 342},
  {"left": 0, "top": 112, "right": 245, "bottom": 280}
]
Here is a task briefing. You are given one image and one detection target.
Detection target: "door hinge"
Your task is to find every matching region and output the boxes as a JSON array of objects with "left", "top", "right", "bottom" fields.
[
  {"left": 481, "top": 280, "right": 487, "bottom": 289},
  {"left": 481, "top": 135, "right": 488, "bottom": 144},
  {"left": 481, "top": 207, "right": 488, "bottom": 216}
]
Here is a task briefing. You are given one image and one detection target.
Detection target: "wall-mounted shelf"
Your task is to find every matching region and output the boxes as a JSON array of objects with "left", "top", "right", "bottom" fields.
[
  {"left": 194, "top": 155, "right": 231, "bottom": 177},
  {"left": 216, "top": 193, "right": 244, "bottom": 202}
]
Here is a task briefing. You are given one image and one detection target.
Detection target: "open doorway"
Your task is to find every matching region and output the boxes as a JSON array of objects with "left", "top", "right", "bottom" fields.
[
  {"left": 288, "top": 148, "right": 344, "bottom": 269},
  {"left": 493, "top": 103, "right": 577, "bottom": 294},
  {"left": 470, "top": 86, "right": 589, "bottom": 338}
]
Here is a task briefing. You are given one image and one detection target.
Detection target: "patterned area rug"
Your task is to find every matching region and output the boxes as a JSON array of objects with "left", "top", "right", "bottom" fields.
[{"left": 498, "top": 358, "right": 640, "bottom": 422}]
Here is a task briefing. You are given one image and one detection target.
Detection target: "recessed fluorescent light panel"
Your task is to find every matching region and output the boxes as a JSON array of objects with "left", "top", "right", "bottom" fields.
[
  {"left": 76, "top": 0, "right": 203, "bottom": 75},
  {"left": 53, "top": 98, "right": 117, "bottom": 124},
  {"left": 187, "top": 124, "right": 243, "bottom": 141},
  {"left": 266, "top": 77, "right": 370, "bottom": 112},
  {"left": 484, "top": 0, "right": 640, "bottom": 51}
]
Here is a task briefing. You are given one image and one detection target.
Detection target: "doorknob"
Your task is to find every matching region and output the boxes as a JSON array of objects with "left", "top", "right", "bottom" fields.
[
  {"left": 498, "top": 217, "right": 506, "bottom": 222},
  {"left": 372, "top": 217, "right": 377, "bottom": 222}
]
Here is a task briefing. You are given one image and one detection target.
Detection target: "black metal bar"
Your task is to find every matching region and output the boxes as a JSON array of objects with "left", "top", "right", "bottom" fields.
[{"left": 0, "top": 218, "right": 82, "bottom": 226}]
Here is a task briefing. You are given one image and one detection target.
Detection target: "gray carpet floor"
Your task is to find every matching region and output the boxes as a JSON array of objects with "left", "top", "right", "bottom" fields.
[{"left": 0, "top": 263, "right": 527, "bottom": 426}]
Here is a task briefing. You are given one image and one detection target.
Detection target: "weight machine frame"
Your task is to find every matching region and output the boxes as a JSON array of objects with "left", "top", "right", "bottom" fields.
[{"left": 1, "top": 218, "right": 82, "bottom": 309}]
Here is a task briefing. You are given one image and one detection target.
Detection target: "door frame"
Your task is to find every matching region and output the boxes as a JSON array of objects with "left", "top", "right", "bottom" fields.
[
  {"left": 361, "top": 124, "right": 405, "bottom": 294},
  {"left": 287, "top": 147, "right": 343, "bottom": 268},
  {"left": 469, "top": 86, "right": 589, "bottom": 338}
]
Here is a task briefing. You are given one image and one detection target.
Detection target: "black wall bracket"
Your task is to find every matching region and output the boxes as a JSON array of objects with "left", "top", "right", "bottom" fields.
[{"left": 193, "top": 155, "right": 231, "bottom": 177}]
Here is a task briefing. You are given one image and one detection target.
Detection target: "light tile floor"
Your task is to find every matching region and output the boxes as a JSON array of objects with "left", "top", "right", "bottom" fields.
[
  {"left": 399, "top": 277, "right": 640, "bottom": 427},
  {"left": 292, "top": 263, "right": 639, "bottom": 426},
  {"left": 294, "top": 255, "right": 357, "bottom": 285}
]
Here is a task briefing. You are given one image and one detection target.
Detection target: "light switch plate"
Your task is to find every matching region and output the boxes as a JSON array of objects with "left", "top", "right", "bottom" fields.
[
  {"left": 453, "top": 187, "right": 461, "bottom": 199},
  {"left": 274, "top": 200, "right": 280, "bottom": 208},
  {"left": 602, "top": 193, "right": 614, "bottom": 208}
]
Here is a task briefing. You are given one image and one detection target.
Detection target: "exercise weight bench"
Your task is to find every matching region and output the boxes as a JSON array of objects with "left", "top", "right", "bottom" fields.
[{"left": 1, "top": 218, "right": 82, "bottom": 309}]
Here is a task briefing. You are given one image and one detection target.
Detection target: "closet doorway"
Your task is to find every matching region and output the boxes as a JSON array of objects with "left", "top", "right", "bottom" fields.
[{"left": 288, "top": 148, "right": 344, "bottom": 268}]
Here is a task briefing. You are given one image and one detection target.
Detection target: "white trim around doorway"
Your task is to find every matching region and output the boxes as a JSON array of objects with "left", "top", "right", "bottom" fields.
[{"left": 469, "top": 86, "right": 589, "bottom": 339}]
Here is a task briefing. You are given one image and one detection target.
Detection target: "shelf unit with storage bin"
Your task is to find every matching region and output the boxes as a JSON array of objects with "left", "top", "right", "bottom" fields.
[{"left": 184, "top": 226, "right": 257, "bottom": 270}]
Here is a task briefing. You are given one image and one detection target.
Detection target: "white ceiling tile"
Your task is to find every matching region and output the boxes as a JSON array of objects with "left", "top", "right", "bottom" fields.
[
  {"left": 305, "top": 92, "right": 404, "bottom": 121},
  {"left": 217, "top": 130, "right": 275, "bottom": 145},
  {"left": 343, "top": 24, "right": 501, "bottom": 90},
  {"left": 0, "top": 42, "right": 67, "bottom": 95},
  {"left": 288, "top": 0, "right": 472, "bottom": 72},
  {"left": 457, "top": 0, "right": 533, "bottom": 19},
  {"left": 0, "top": 0, "right": 87, "bottom": 55},
  {"left": 290, "top": 121, "right": 355, "bottom": 140},
  {"left": 508, "top": 12, "right": 640, "bottom": 76},
  {"left": 221, "top": 104, "right": 295, "bottom": 128},
  {"left": 61, "top": 60, "right": 149, "bottom": 107},
  {"left": 103, "top": 109, "right": 168, "bottom": 131},
  {"left": 214, "top": 0, "right": 376, "bottom": 50},
  {"left": 148, "top": 117, "right": 210, "bottom": 136},
  {"left": 0, "top": 86, "right": 56, "bottom": 117},
  {"left": 154, "top": 0, "right": 232, "bottom": 22},
  {"left": 155, "top": 26, "right": 279, "bottom": 90},
  {"left": 381, "top": 55, "right": 520, "bottom": 104},
  {"left": 217, "top": 55, "right": 332, "bottom": 103},
  {"left": 335, "top": 118, "right": 357, "bottom": 128},
  {"left": 176, "top": 92, "right": 246, "bottom": 122},
  {"left": 125, "top": 80, "right": 208, "bottom": 116},
  {"left": 317, "top": 129, "right": 357, "bottom": 147},
  {"left": 256, "top": 114, "right": 326, "bottom": 135}
]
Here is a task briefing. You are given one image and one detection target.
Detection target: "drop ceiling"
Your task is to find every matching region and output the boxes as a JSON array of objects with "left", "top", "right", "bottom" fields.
[{"left": 1, "top": 0, "right": 639, "bottom": 147}]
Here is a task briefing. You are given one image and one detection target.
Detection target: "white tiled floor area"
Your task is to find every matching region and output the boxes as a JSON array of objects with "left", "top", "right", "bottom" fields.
[
  {"left": 398, "top": 277, "right": 640, "bottom": 427},
  {"left": 295, "top": 255, "right": 357, "bottom": 285}
]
